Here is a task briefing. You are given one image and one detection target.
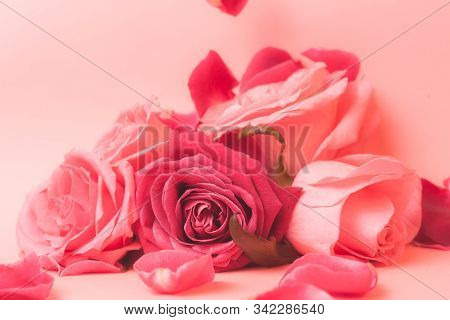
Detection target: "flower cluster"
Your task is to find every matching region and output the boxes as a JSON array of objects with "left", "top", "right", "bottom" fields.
[{"left": 5, "top": 42, "right": 447, "bottom": 300}]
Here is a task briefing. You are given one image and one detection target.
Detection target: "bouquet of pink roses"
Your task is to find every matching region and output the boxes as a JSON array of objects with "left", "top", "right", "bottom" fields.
[{"left": 2, "top": 1, "right": 449, "bottom": 301}]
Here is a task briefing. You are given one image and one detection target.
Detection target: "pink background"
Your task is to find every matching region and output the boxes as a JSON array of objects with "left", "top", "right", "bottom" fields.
[{"left": 1, "top": 0, "right": 449, "bottom": 299}]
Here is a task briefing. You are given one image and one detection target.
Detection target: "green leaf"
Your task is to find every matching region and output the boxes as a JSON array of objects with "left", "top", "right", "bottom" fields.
[{"left": 229, "top": 215, "right": 300, "bottom": 267}]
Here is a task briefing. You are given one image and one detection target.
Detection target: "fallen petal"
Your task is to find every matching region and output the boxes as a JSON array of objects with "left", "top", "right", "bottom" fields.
[
  {"left": 134, "top": 251, "right": 215, "bottom": 294},
  {"left": 280, "top": 253, "right": 377, "bottom": 295},
  {"left": 59, "top": 260, "right": 122, "bottom": 277},
  {"left": 0, "top": 254, "right": 54, "bottom": 300}
]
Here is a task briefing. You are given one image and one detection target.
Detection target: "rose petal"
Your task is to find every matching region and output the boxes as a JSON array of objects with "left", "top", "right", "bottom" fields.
[
  {"left": 414, "top": 179, "right": 450, "bottom": 249},
  {"left": 313, "top": 79, "right": 374, "bottom": 160},
  {"left": 0, "top": 254, "right": 54, "bottom": 300},
  {"left": 255, "top": 283, "right": 333, "bottom": 300},
  {"left": 303, "top": 48, "right": 360, "bottom": 81},
  {"left": 59, "top": 260, "right": 122, "bottom": 277},
  {"left": 158, "top": 111, "right": 199, "bottom": 132},
  {"left": 188, "top": 51, "right": 238, "bottom": 117},
  {"left": 287, "top": 155, "right": 422, "bottom": 264},
  {"left": 240, "top": 47, "right": 301, "bottom": 92},
  {"left": 337, "top": 188, "right": 395, "bottom": 259},
  {"left": 207, "top": 0, "right": 248, "bottom": 16},
  {"left": 134, "top": 250, "right": 215, "bottom": 294},
  {"left": 280, "top": 253, "right": 377, "bottom": 295}
]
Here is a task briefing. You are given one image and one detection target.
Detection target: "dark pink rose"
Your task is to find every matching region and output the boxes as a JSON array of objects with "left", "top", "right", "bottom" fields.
[
  {"left": 17, "top": 151, "right": 140, "bottom": 275},
  {"left": 206, "top": 0, "right": 248, "bottom": 16},
  {"left": 0, "top": 254, "right": 54, "bottom": 300},
  {"left": 414, "top": 179, "right": 450, "bottom": 249},
  {"left": 136, "top": 132, "right": 301, "bottom": 271},
  {"left": 189, "top": 48, "right": 377, "bottom": 177},
  {"left": 94, "top": 104, "right": 197, "bottom": 170}
]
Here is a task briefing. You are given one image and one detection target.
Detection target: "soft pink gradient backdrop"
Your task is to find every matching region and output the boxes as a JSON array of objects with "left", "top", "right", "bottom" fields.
[{"left": 1, "top": 0, "right": 449, "bottom": 299}]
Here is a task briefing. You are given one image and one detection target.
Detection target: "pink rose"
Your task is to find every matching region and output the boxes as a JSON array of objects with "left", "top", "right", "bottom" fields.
[
  {"left": 17, "top": 150, "right": 140, "bottom": 275},
  {"left": 0, "top": 254, "right": 53, "bottom": 300},
  {"left": 286, "top": 154, "right": 422, "bottom": 264},
  {"left": 94, "top": 104, "right": 197, "bottom": 170},
  {"left": 136, "top": 132, "right": 301, "bottom": 271},
  {"left": 206, "top": 0, "right": 248, "bottom": 16},
  {"left": 414, "top": 179, "right": 450, "bottom": 250},
  {"left": 189, "top": 48, "right": 378, "bottom": 177}
]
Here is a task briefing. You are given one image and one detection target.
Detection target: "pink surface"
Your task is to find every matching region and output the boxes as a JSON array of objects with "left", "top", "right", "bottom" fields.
[{"left": 0, "top": 0, "right": 449, "bottom": 299}]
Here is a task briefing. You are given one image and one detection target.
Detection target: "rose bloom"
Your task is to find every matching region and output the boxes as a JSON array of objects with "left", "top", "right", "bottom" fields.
[
  {"left": 94, "top": 103, "right": 197, "bottom": 170},
  {"left": 17, "top": 150, "right": 140, "bottom": 275},
  {"left": 136, "top": 132, "right": 301, "bottom": 271},
  {"left": 189, "top": 48, "right": 378, "bottom": 178},
  {"left": 286, "top": 154, "right": 422, "bottom": 264}
]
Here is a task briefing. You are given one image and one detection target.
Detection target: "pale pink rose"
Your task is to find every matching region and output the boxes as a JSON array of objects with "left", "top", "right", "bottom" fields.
[
  {"left": 17, "top": 150, "right": 140, "bottom": 275},
  {"left": 190, "top": 48, "right": 378, "bottom": 177},
  {"left": 94, "top": 104, "right": 197, "bottom": 170},
  {"left": 287, "top": 154, "right": 422, "bottom": 264},
  {"left": 0, "top": 254, "right": 53, "bottom": 300},
  {"left": 134, "top": 250, "right": 215, "bottom": 294}
]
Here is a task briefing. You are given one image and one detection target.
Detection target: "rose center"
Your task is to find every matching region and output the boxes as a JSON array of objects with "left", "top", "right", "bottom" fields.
[{"left": 182, "top": 197, "right": 232, "bottom": 243}]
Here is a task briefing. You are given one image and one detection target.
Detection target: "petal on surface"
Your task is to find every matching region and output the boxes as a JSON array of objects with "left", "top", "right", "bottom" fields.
[
  {"left": 280, "top": 253, "right": 377, "bottom": 295},
  {"left": 134, "top": 250, "right": 215, "bottom": 294},
  {"left": 0, "top": 254, "right": 54, "bottom": 300}
]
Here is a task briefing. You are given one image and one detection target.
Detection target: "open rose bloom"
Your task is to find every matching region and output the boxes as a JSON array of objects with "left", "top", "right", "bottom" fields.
[
  {"left": 136, "top": 132, "right": 301, "bottom": 271},
  {"left": 17, "top": 151, "right": 140, "bottom": 275},
  {"left": 94, "top": 104, "right": 197, "bottom": 170},
  {"left": 11, "top": 36, "right": 436, "bottom": 299},
  {"left": 287, "top": 154, "right": 422, "bottom": 264},
  {"left": 189, "top": 48, "right": 378, "bottom": 178}
]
